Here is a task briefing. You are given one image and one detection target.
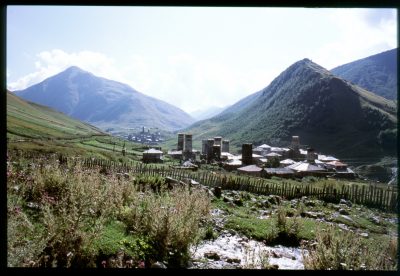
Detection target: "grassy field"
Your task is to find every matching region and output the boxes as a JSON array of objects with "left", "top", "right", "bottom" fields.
[
  {"left": 7, "top": 91, "right": 168, "bottom": 162},
  {"left": 7, "top": 153, "right": 397, "bottom": 269}
]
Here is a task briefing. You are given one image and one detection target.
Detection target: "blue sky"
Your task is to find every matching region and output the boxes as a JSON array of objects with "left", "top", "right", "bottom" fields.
[{"left": 7, "top": 6, "right": 397, "bottom": 113}]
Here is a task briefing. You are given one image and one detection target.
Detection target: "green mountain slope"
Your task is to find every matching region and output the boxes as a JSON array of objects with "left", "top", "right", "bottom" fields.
[
  {"left": 331, "top": 48, "right": 397, "bottom": 100},
  {"left": 7, "top": 90, "right": 151, "bottom": 161},
  {"left": 7, "top": 90, "right": 106, "bottom": 140},
  {"left": 185, "top": 59, "right": 397, "bottom": 163}
]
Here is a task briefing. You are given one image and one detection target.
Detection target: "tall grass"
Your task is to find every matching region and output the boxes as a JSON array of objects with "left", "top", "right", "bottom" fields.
[
  {"left": 120, "top": 186, "right": 211, "bottom": 267},
  {"left": 302, "top": 225, "right": 397, "bottom": 270},
  {"left": 7, "top": 154, "right": 211, "bottom": 267}
]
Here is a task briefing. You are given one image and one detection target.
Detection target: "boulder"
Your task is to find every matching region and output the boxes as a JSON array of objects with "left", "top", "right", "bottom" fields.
[
  {"left": 339, "top": 199, "right": 352, "bottom": 207},
  {"left": 269, "top": 264, "right": 279, "bottom": 270},
  {"left": 26, "top": 202, "right": 40, "bottom": 210},
  {"left": 204, "top": 252, "right": 220, "bottom": 261},
  {"left": 304, "top": 200, "right": 316, "bottom": 207},
  {"left": 233, "top": 197, "right": 243, "bottom": 206},
  {"left": 213, "top": 186, "right": 222, "bottom": 198},
  {"left": 340, "top": 215, "right": 354, "bottom": 223},
  {"left": 151, "top": 261, "right": 167, "bottom": 269},
  {"left": 259, "top": 200, "right": 271, "bottom": 208},
  {"left": 303, "top": 211, "right": 318, "bottom": 219},
  {"left": 339, "top": 208, "right": 350, "bottom": 215},
  {"left": 268, "top": 195, "right": 282, "bottom": 205},
  {"left": 369, "top": 216, "right": 380, "bottom": 225},
  {"left": 223, "top": 196, "right": 234, "bottom": 203},
  {"left": 271, "top": 251, "right": 281, "bottom": 258},
  {"left": 226, "top": 258, "right": 241, "bottom": 264}
]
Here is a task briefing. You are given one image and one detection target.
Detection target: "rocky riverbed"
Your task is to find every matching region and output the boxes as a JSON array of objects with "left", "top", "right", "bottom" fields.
[
  {"left": 190, "top": 233, "right": 305, "bottom": 269},
  {"left": 186, "top": 188, "right": 398, "bottom": 270}
]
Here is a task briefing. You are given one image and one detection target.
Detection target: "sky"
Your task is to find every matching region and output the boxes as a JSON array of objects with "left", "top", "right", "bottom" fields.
[{"left": 6, "top": 6, "right": 398, "bottom": 114}]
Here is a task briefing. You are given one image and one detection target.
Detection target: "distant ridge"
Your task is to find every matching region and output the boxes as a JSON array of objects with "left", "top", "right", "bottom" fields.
[
  {"left": 191, "top": 106, "right": 227, "bottom": 121},
  {"left": 14, "top": 66, "right": 195, "bottom": 131},
  {"left": 331, "top": 48, "right": 397, "bottom": 100}
]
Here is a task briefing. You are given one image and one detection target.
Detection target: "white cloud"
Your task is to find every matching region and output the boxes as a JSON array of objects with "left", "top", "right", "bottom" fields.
[
  {"left": 312, "top": 9, "right": 397, "bottom": 70},
  {"left": 7, "top": 49, "right": 281, "bottom": 113},
  {"left": 7, "top": 49, "right": 127, "bottom": 91},
  {"left": 125, "top": 53, "right": 276, "bottom": 113}
]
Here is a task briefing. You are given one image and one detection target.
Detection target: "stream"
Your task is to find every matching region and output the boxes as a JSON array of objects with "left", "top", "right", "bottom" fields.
[
  {"left": 189, "top": 233, "right": 305, "bottom": 269},
  {"left": 189, "top": 207, "right": 305, "bottom": 269}
]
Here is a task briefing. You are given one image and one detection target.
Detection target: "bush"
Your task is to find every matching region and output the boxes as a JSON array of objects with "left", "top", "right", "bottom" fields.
[
  {"left": 8, "top": 157, "right": 141, "bottom": 267},
  {"left": 273, "top": 206, "right": 302, "bottom": 246},
  {"left": 120, "top": 186, "right": 211, "bottom": 267},
  {"left": 7, "top": 198, "right": 47, "bottom": 267}
]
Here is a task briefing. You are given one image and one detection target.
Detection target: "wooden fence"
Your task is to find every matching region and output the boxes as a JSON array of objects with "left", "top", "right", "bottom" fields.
[
  {"left": 13, "top": 151, "right": 399, "bottom": 212},
  {"left": 70, "top": 155, "right": 398, "bottom": 212}
]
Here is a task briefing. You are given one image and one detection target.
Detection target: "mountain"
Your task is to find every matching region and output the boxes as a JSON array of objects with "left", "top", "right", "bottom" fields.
[
  {"left": 190, "top": 106, "right": 227, "bottom": 121},
  {"left": 13, "top": 66, "right": 195, "bottom": 131},
  {"left": 185, "top": 58, "right": 397, "bottom": 163},
  {"left": 331, "top": 48, "right": 397, "bottom": 100},
  {"left": 7, "top": 90, "right": 105, "bottom": 139}
]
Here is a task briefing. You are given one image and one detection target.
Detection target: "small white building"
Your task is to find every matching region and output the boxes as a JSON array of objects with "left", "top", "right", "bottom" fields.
[
  {"left": 237, "top": 164, "right": 264, "bottom": 177},
  {"left": 143, "top": 148, "right": 163, "bottom": 163}
]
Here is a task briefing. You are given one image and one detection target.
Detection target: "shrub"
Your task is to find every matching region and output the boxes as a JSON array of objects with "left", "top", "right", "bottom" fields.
[
  {"left": 7, "top": 199, "right": 47, "bottom": 267},
  {"left": 35, "top": 166, "right": 123, "bottom": 267},
  {"left": 272, "top": 206, "right": 302, "bottom": 246},
  {"left": 7, "top": 157, "right": 128, "bottom": 267},
  {"left": 120, "top": 186, "right": 211, "bottom": 267}
]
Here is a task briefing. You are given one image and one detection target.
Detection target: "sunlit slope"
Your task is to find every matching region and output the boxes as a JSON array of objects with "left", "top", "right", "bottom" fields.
[{"left": 7, "top": 90, "right": 106, "bottom": 140}]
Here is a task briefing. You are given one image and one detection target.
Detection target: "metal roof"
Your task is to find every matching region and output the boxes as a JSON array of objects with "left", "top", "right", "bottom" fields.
[
  {"left": 326, "top": 160, "right": 347, "bottom": 167},
  {"left": 221, "top": 152, "right": 235, "bottom": 158},
  {"left": 289, "top": 162, "right": 326, "bottom": 172},
  {"left": 270, "top": 147, "right": 285, "bottom": 152},
  {"left": 144, "top": 148, "right": 163, "bottom": 154},
  {"left": 265, "top": 168, "right": 295, "bottom": 174},
  {"left": 167, "top": 150, "right": 182, "bottom": 155},
  {"left": 300, "top": 149, "right": 307, "bottom": 155},
  {"left": 280, "top": 159, "right": 295, "bottom": 165},
  {"left": 258, "top": 144, "right": 271, "bottom": 149},
  {"left": 238, "top": 165, "right": 263, "bottom": 172},
  {"left": 266, "top": 152, "right": 282, "bottom": 157},
  {"left": 286, "top": 161, "right": 304, "bottom": 170},
  {"left": 226, "top": 159, "right": 242, "bottom": 166},
  {"left": 237, "top": 154, "right": 263, "bottom": 159},
  {"left": 318, "top": 155, "right": 339, "bottom": 162}
]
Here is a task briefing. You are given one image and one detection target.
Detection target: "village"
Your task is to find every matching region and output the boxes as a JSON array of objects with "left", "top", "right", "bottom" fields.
[
  {"left": 142, "top": 133, "right": 356, "bottom": 179},
  {"left": 107, "top": 126, "right": 164, "bottom": 145}
]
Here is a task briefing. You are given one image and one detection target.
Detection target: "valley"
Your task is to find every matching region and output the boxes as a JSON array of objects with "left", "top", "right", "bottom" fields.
[{"left": 6, "top": 48, "right": 398, "bottom": 270}]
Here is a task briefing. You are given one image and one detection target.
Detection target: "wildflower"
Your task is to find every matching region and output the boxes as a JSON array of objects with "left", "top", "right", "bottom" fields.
[{"left": 137, "top": 260, "right": 145, "bottom": 268}]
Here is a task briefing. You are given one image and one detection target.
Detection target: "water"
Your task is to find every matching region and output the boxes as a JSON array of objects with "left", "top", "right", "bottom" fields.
[{"left": 190, "top": 233, "right": 305, "bottom": 269}]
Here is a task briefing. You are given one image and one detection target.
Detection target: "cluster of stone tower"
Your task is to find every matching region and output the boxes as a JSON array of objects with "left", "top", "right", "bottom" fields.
[
  {"left": 201, "top": 136, "right": 230, "bottom": 162},
  {"left": 177, "top": 133, "right": 194, "bottom": 161}
]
